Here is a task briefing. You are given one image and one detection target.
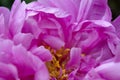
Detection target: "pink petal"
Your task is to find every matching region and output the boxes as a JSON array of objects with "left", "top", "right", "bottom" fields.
[
  {"left": 77, "top": 0, "right": 112, "bottom": 22},
  {"left": 67, "top": 47, "right": 81, "bottom": 69},
  {"left": 0, "top": 14, "right": 5, "bottom": 35},
  {"left": 0, "top": 62, "right": 19, "bottom": 80},
  {"left": 84, "top": 69, "right": 104, "bottom": 80},
  {"left": 9, "top": 0, "right": 27, "bottom": 36},
  {"left": 22, "top": 18, "right": 41, "bottom": 39},
  {"left": 12, "top": 44, "right": 49, "bottom": 79},
  {"left": 38, "top": 0, "right": 77, "bottom": 22},
  {"left": 95, "top": 62, "right": 120, "bottom": 80},
  {"left": 42, "top": 35, "right": 65, "bottom": 49},
  {"left": 0, "top": 7, "right": 10, "bottom": 26},
  {"left": 31, "top": 46, "right": 52, "bottom": 62},
  {"left": 13, "top": 33, "right": 33, "bottom": 49},
  {"left": 112, "top": 16, "right": 120, "bottom": 38},
  {"left": 26, "top": 2, "right": 70, "bottom": 18}
]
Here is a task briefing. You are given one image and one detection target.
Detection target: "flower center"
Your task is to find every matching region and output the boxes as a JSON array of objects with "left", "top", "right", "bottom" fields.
[{"left": 45, "top": 46, "right": 70, "bottom": 80}]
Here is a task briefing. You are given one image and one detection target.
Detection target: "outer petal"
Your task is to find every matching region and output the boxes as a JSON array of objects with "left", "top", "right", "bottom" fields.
[
  {"left": 0, "top": 14, "right": 5, "bottom": 35},
  {"left": 0, "top": 39, "right": 13, "bottom": 63},
  {"left": 0, "top": 62, "right": 19, "bottom": 80},
  {"left": 0, "top": 7, "right": 10, "bottom": 37},
  {"left": 112, "top": 16, "right": 120, "bottom": 38},
  {"left": 74, "top": 20, "right": 115, "bottom": 35},
  {"left": 95, "top": 62, "right": 120, "bottom": 80},
  {"left": 12, "top": 44, "right": 49, "bottom": 80},
  {"left": 77, "top": 0, "right": 112, "bottom": 22},
  {"left": 26, "top": 2, "right": 70, "bottom": 18},
  {"left": 9, "top": 0, "right": 27, "bottom": 36},
  {"left": 38, "top": 0, "right": 77, "bottom": 22},
  {"left": 71, "top": 20, "right": 115, "bottom": 52},
  {"left": 0, "top": 7, "right": 10, "bottom": 26},
  {"left": 84, "top": 69, "right": 105, "bottom": 80}
]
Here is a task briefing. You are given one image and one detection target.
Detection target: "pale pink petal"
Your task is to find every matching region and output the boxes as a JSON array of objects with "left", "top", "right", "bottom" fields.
[
  {"left": 12, "top": 44, "right": 49, "bottom": 79},
  {"left": 112, "top": 16, "right": 120, "bottom": 38},
  {"left": 67, "top": 47, "right": 81, "bottom": 69},
  {"left": 0, "top": 7, "right": 10, "bottom": 26},
  {"left": 0, "top": 14, "right": 5, "bottom": 35},
  {"left": 38, "top": 0, "right": 77, "bottom": 22},
  {"left": 0, "top": 62, "right": 19, "bottom": 80},
  {"left": 22, "top": 18, "right": 41, "bottom": 39},
  {"left": 77, "top": 0, "right": 112, "bottom": 22},
  {"left": 84, "top": 69, "right": 104, "bottom": 80},
  {"left": 42, "top": 35, "right": 65, "bottom": 49},
  {"left": 26, "top": 2, "right": 70, "bottom": 18},
  {"left": 9, "top": 0, "right": 27, "bottom": 36},
  {"left": 13, "top": 33, "right": 34, "bottom": 49},
  {"left": 95, "top": 62, "right": 120, "bottom": 80},
  {"left": 31, "top": 46, "right": 52, "bottom": 62}
]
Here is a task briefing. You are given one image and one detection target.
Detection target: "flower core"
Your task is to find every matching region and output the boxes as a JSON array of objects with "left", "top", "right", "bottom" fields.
[{"left": 45, "top": 46, "right": 70, "bottom": 80}]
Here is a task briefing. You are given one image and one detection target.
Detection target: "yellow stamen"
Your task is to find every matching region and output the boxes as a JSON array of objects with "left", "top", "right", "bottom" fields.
[
  {"left": 45, "top": 46, "right": 70, "bottom": 80},
  {"left": 81, "top": 53, "right": 85, "bottom": 57}
]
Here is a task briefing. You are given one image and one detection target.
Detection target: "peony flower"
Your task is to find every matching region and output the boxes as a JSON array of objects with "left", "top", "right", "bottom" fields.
[{"left": 0, "top": 0, "right": 120, "bottom": 80}]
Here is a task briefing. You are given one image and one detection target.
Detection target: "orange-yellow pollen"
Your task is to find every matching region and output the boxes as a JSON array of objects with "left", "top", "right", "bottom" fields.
[{"left": 45, "top": 47, "right": 70, "bottom": 80}]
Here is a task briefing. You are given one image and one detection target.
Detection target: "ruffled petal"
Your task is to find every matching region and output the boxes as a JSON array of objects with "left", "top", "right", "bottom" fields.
[
  {"left": 77, "top": 0, "right": 112, "bottom": 22},
  {"left": 38, "top": 0, "right": 77, "bottom": 22},
  {"left": 26, "top": 2, "right": 70, "bottom": 18}
]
